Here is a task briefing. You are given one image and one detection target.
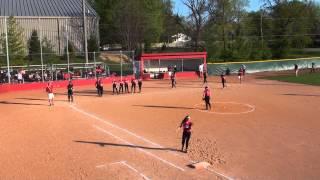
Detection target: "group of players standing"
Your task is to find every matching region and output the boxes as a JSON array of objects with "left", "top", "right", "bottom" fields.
[
  {"left": 96, "top": 77, "right": 143, "bottom": 97},
  {"left": 45, "top": 76, "right": 143, "bottom": 106},
  {"left": 111, "top": 78, "right": 143, "bottom": 95}
]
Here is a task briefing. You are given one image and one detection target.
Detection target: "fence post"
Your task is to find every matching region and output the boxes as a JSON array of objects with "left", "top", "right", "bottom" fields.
[
  {"left": 132, "top": 50, "right": 135, "bottom": 77},
  {"left": 94, "top": 51, "right": 97, "bottom": 79},
  {"left": 182, "top": 59, "right": 184, "bottom": 72},
  {"left": 66, "top": 30, "right": 70, "bottom": 78},
  {"left": 39, "top": 18, "right": 44, "bottom": 82},
  {"left": 120, "top": 50, "right": 123, "bottom": 81},
  {"left": 4, "top": 17, "right": 11, "bottom": 84}
]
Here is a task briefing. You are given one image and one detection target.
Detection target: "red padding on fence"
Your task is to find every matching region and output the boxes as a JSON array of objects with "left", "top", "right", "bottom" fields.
[{"left": 0, "top": 75, "right": 134, "bottom": 93}]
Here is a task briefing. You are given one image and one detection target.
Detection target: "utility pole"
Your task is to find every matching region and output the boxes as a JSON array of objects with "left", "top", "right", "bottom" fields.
[
  {"left": 260, "top": 10, "right": 264, "bottom": 50},
  {"left": 83, "top": 0, "right": 89, "bottom": 64},
  {"left": 39, "top": 18, "right": 44, "bottom": 82},
  {"left": 66, "top": 29, "right": 70, "bottom": 75}
]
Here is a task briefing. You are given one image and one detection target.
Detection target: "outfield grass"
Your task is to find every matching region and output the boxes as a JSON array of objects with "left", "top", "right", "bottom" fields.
[{"left": 265, "top": 72, "right": 320, "bottom": 86}]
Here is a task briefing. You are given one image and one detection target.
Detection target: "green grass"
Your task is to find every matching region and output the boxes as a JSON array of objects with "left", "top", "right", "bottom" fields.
[{"left": 265, "top": 72, "right": 320, "bottom": 86}]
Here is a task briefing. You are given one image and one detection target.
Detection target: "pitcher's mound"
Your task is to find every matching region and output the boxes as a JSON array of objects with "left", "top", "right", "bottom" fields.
[{"left": 194, "top": 102, "right": 255, "bottom": 114}]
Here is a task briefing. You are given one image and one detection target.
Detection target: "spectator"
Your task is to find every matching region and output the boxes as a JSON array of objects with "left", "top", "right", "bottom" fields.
[
  {"left": 311, "top": 62, "right": 316, "bottom": 73},
  {"left": 17, "top": 71, "right": 23, "bottom": 84}
]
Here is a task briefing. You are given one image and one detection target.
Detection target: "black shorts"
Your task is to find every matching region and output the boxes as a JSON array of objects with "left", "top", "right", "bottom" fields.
[{"left": 68, "top": 90, "right": 73, "bottom": 95}]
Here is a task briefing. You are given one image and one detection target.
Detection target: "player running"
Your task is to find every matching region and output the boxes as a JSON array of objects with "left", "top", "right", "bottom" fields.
[
  {"left": 203, "top": 86, "right": 211, "bottom": 110},
  {"left": 46, "top": 82, "right": 54, "bottom": 106},
  {"left": 67, "top": 80, "right": 74, "bottom": 103},
  {"left": 179, "top": 115, "right": 193, "bottom": 153}
]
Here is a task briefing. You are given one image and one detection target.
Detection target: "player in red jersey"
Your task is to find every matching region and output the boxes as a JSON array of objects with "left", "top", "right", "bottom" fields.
[
  {"left": 179, "top": 115, "right": 193, "bottom": 153},
  {"left": 203, "top": 86, "right": 211, "bottom": 110},
  {"left": 112, "top": 79, "right": 118, "bottom": 95},
  {"left": 46, "top": 82, "right": 54, "bottom": 106},
  {"left": 238, "top": 67, "right": 243, "bottom": 84},
  {"left": 119, "top": 80, "right": 124, "bottom": 94},
  {"left": 221, "top": 74, "right": 226, "bottom": 88},
  {"left": 131, "top": 78, "right": 137, "bottom": 93},
  {"left": 124, "top": 78, "right": 130, "bottom": 93},
  {"left": 138, "top": 77, "right": 142, "bottom": 93},
  {"left": 95, "top": 78, "right": 103, "bottom": 97}
]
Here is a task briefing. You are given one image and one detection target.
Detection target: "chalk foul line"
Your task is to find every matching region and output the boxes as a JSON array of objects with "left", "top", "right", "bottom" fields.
[
  {"left": 70, "top": 104, "right": 234, "bottom": 180},
  {"left": 97, "top": 160, "right": 150, "bottom": 180},
  {"left": 94, "top": 125, "right": 185, "bottom": 172}
]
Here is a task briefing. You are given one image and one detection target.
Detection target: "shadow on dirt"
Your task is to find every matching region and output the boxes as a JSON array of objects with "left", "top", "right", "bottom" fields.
[{"left": 74, "top": 140, "right": 181, "bottom": 152}]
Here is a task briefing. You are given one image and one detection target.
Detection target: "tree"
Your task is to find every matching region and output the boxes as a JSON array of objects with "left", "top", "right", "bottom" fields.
[
  {"left": 94, "top": 0, "right": 165, "bottom": 52},
  {"left": 183, "top": 0, "right": 209, "bottom": 50},
  {"left": 204, "top": 0, "right": 248, "bottom": 60},
  {"left": 160, "top": 0, "right": 185, "bottom": 44},
  {"left": 63, "top": 41, "right": 76, "bottom": 61},
  {"left": 88, "top": 35, "right": 99, "bottom": 60},
  {"left": 28, "top": 30, "right": 41, "bottom": 62},
  {"left": 42, "top": 37, "right": 57, "bottom": 64},
  {"left": 0, "top": 16, "right": 26, "bottom": 65},
  {"left": 114, "top": 0, "right": 164, "bottom": 51},
  {"left": 265, "top": 0, "right": 317, "bottom": 58},
  {"left": 93, "top": 0, "right": 120, "bottom": 45}
]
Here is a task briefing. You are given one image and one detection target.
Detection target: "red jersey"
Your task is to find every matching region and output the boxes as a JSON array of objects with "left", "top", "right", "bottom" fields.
[
  {"left": 203, "top": 88, "right": 211, "bottom": 97},
  {"left": 46, "top": 85, "right": 53, "bottom": 93},
  {"left": 182, "top": 120, "right": 192, "bottom": 133}
]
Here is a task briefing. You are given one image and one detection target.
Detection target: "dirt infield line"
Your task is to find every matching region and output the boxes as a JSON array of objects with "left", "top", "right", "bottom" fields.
[
  {"left": 94, "top": 125, "right": 186, "bottom": 171},
  {"left": 70, "top": 104, "right": 234, "bottom": 180}
]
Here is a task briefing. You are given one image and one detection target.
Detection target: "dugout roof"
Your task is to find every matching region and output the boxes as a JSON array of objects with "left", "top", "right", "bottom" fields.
[{"left": 0, "top": 0, "right": 97, "bottom": 17}]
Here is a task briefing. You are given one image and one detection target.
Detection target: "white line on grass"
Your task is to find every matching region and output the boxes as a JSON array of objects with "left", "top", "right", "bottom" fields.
[{"left": 94, "top": 125, "right": 185, "bottom": 172}]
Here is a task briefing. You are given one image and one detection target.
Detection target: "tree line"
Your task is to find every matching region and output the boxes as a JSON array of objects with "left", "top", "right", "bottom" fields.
[{"left": 93, "top": 0, "right": 320, "bottom": 61}]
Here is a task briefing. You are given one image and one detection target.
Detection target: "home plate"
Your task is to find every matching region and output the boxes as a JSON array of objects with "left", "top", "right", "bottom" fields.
[{"left": 188, "top": 161, "right": 211, "bottom": 169}]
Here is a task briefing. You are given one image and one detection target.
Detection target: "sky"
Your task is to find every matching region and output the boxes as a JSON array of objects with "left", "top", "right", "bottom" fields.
[{"left": 173, "top": 0, "right": 268, "bottom": 16}]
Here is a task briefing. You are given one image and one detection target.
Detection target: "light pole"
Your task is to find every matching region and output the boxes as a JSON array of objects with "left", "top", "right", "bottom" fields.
[
  {"left": 82, "top": 0, "right": 89, "bottom": 64},
  {"left": 4, "top": 17, "right": 10, "bottom": 84},
  {"left": 64, "top": 26, "right": 70, "bottom": 76},
  {"left": 39, "top": 18, "right": 44, "bottom": 82},
  {"left": 260, "top": 3, "right": 267, "bottom": 50}
]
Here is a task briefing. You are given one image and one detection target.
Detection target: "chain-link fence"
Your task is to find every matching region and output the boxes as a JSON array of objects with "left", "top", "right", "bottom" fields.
[
  {"left": 0, "top": 16, "right": 137, "bottom": 84},
  {"left": 0, "top": 50, "right": 137, "bottom": 84}
]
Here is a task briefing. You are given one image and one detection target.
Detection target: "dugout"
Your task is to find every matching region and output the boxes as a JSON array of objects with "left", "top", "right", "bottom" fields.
[{"left": 139, "top": 52, "right": 207, "bottom": 79}]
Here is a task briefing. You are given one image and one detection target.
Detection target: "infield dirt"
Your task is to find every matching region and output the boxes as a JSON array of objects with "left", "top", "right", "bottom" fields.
[{"left": 0, "top": 73, "right": 319, "bottom": 179}]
